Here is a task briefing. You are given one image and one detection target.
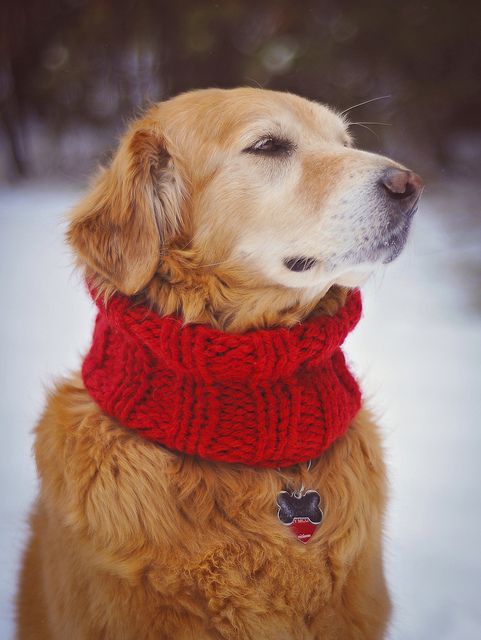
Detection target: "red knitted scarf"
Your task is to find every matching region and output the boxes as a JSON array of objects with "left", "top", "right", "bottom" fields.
[{"left": 82, "top": 289, "right": 362, "bottom": 468}]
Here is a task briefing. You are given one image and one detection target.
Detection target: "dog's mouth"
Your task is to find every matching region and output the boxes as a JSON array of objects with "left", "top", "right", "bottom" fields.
[
  {"left": 283, "top": 202, "right": 419, "bottom": 276},
  {"left": 284, "top": 256, "right": 318, "bottom": 272},
  {"left": 374, "top": 204, "right": 418, "bottom": 264}
]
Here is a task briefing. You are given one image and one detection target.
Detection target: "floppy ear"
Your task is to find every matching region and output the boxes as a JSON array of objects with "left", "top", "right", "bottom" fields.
[{"left": 67, "top": 123, "right": 184, "bottom": 295}]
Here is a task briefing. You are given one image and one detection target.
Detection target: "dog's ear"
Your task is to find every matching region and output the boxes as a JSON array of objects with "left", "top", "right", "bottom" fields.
[{"left": 67, "top": 122, "right": 184, "bottom": 295}]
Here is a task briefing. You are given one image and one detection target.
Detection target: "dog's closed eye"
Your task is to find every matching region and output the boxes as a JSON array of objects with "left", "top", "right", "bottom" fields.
[{"left": 243, "top": 135, "right": 295, "bottom": 157}]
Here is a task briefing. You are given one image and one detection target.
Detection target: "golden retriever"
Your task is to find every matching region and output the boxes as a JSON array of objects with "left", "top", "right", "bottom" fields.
[{"left": 16, "top": 88, "right": 423, "bottom": 639}]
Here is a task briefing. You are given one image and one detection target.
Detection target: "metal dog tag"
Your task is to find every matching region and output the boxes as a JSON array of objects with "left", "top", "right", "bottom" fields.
[{"left": 276, "top": 489, "right": 323, "bottom": 544}]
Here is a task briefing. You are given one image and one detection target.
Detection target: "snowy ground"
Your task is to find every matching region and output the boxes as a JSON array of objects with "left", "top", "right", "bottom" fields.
[{"left": 0, "top": 179, "right": 480, "bottom": 639}]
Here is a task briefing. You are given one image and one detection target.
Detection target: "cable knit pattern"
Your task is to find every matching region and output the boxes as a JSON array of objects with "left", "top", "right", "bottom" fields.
[{"left": 82, "top": 289, "right": 363, "bottom": 467}]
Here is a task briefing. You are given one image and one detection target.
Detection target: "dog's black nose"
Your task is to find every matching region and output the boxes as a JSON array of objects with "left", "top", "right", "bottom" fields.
[{"left": 380, "top": 168, "right": 423, "bottom": 202}]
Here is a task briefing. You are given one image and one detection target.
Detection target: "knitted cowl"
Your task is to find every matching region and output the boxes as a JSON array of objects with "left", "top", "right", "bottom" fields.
[{"left": 82, "top": 288, "right": 363, "bottom": 468}]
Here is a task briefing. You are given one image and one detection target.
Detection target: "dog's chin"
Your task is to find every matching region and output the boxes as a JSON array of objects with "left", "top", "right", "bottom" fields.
[
  {"left": 332, "top": 266, "right": 374, "bottom": 288},
  {"left": 375, "top": 217, "right": 414, "bottom": 264},
  {"left": 344, "top": 218, "right": 413, "bottom": 269},
  {"left": 374, "top": 230, "right": 409, "bottom": 264},
  {"left": 325, "top": 226, "right": 413, "bottom": 290},
  {"left": 293, "top": 265, "right": 375, "bottom": 306},
  {"left": 380, "top": 230, "right": 409, "bottom": 263}
]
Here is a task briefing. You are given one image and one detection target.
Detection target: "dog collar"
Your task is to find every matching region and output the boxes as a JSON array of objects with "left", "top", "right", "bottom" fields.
[{"left": 82, "top": 287, "right": 362, "bottom": 468}]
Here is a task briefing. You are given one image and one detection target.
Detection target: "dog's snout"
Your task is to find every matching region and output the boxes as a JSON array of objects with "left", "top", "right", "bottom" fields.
[{"left": 380, "top": 168, "right": 423, "bottom": 202}]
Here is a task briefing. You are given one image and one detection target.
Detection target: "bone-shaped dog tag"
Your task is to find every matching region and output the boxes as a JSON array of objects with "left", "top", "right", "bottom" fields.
[{"left": 276, "top": 490, "right": 323, "bottom": 544}]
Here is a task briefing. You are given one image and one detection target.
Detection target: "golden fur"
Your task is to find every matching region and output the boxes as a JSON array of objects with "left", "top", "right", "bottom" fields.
[{"left": 16, "top": 88, "right": 399, "bottom": 639}]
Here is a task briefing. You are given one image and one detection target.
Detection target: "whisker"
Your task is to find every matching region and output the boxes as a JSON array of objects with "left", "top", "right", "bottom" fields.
[
  {"left": 340, "top": 95, "right": 391, "bottom": 117},
  {"left": 349, "top": 122, "right": 380, "bottom": 141},
  {"left": 352, "top": 121, "right": 392, "bottom": 126},
  {"left": 245, "top": 76, "right": 265, "bottom": 90}
]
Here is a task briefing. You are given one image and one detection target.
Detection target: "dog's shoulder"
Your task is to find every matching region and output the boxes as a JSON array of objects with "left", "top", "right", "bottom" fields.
[{"left": 34, "top": 374, "right": 179, "bottom": 553}]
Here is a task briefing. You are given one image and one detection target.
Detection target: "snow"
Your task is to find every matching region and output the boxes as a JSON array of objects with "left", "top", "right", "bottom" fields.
[{"left": 1, "top": 179, "right": 480, "bottom": 639}]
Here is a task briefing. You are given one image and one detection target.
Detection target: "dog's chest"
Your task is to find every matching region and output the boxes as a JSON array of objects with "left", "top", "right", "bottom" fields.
[
  {"left": 143, "top": 501, "right": 339, "bottom": 638},
  {"left": 134, "top": 451, "right": 377, "bottom": 637}
]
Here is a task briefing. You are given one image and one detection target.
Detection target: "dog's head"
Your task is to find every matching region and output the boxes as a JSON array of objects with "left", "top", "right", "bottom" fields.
[{"left": 68, "top": 88, "right": 423, "bottom": 329}]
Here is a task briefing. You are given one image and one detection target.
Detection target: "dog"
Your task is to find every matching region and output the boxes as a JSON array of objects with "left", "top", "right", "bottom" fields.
[{"left": 16, "top": 88, "right": 423, "bottom": 639}]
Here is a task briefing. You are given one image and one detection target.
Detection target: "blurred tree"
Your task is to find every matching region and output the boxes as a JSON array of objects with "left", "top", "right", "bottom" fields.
[{"left": 1, "top": 0, "right": 480, "bottom": 177}]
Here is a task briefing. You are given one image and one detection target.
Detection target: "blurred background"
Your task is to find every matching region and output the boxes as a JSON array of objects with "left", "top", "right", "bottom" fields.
[
  {"left": 1, "top": 0, "right": 481, "bottom": 179},
  {"left": 1, "top": 1, "right": 480, "bottom": 639}
]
